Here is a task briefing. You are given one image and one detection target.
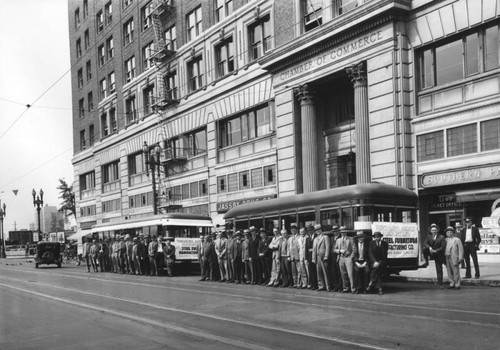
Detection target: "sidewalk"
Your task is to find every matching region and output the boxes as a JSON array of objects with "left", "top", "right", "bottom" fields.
[{"left": 392, "top": 254, "right": 500, "bottom": 287}]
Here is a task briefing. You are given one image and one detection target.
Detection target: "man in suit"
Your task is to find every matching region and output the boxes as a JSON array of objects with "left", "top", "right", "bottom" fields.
[
  {"left": 334, "top": 226, "right": 354, "bottom": 293},
  {"left": 288, "top": 223, "right": 300, "bottom": 288},
  {"left": 82, "top": 237, "right": 92, "bottom": 272},
  {"left": 297, "top": 228, "right": 310, "bottom": 288},
  {"left": 312, "top": 224, "right": 330, "bottom": 291},
  {"left": 306, "top": 224, "right": 318, "bottom": 290},
  {"left": 267, "top": 228, "right": 282, "bottom": 287},
  {"left": 215, "top": 231, "right": 228, "bottom": 282},
  {"left": 445, "top": 226, "right": 464, "bottom": 290},
  {"left": 249, "top": 227, "right": 261, "bottom": 284},
  {"left": 226, "top": 230, "right": 235, "bottom": 282},
  {"left": 280, "top": 229, "right": 291, "bottom": 287},
  {"left": 367, "top": 231, "right": 388, "bottom": 295},
  {"left": 329, "top": 226, "right": 342, "bottom": 292},
  {"left": 423, "top": 223, "right": 446, "bottom": 288},
  {"left": 229, "top": 231, "right": 243, "bottom": 283},
  {"left": 258, "top": 229, "right": 272, "bottom": 285},
  {"left": 352, "top": 231, "right": 370, "bottom": 294},
  {"left": 460, "top": 217, "right": 481, "bottom": 279},
  {"left": 242, "top": 229, "right": 253, "bottom": 284},
  {"left": 148, "top": 235, "right": 159, "bottom": 276}
]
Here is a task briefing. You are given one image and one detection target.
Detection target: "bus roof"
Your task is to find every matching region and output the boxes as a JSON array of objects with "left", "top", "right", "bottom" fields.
[
  {"left": 91, "top": 213, "right": 213, "bottom": 232},
  {"left": 223, "top": 183, "right": 417, "bottom": 219}
]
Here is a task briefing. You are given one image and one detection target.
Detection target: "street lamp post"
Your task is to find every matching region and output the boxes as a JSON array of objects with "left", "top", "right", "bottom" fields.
[
  {"left": 32, "top": 189, "right": 44, "bottom": 241},
  {"left": 0, "top": 201, "right": 6, "bottom": 259},
  {"left": 143, "top": 141, "right": 162, "bottom": 215}
]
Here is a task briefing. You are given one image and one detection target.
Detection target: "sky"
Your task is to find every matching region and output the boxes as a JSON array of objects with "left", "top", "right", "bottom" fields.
[{"left": 0, "top": 0, "right": 74, "bottom": 234}]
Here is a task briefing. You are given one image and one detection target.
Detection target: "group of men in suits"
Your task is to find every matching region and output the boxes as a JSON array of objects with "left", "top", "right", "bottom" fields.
[
  {"left": 423, "top": 217, "right": 480, "bottom": 290},
  {"left": 198, "top": 224, "right": 388, "bottom": 295},
  {"left": 80, "top": 234, "right": 176, "bottom": 277}
]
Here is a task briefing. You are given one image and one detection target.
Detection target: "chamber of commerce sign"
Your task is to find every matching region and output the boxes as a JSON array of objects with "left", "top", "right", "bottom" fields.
[
  {"left": 421, "top": 164, "right": 500, "bottom": 188},
  {"left": 217, "top": 195, "right": 276, "bottom": 213}
]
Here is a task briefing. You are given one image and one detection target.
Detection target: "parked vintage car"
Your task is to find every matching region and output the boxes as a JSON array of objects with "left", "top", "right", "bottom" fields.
[{"left": 35, "top": 242, "right": 62, "bottom": 268}]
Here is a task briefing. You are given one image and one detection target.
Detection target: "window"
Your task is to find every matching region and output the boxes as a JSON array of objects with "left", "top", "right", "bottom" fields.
[
  {"left": 102, "top": 161, "right": 119, "bottom": 184},
  {"left": 128, "top": 152, "right": 145, "bottom": 176},
  {"left": 190, "top": 182, "right": 199, "bottom": 198},
  {"left": 97, "top": 10, "right": 104, "bottom": 32},
  {"left": 164, "top": 26, "right": 177, "bottom": 51},
  {"left": 142, "top": 42, "right": 154, "bottom": 71},
  {"left": 228, "top": 173, "right": 238, "bottom": 192},
  {"left": 129, "top": 192, "right": 153, "bottom": 208},
  {"left": 215, "top": 37, "right": 234, "bottom": 77},
  {"left": 251, "top": 168, "right": 262, "bottom": 188},
  {"left": 105, "top": 2, "right": 112, "bottom": 25},
  {"left": 249, "top": 15, "right": 271, "bottom": 61},
  {"left": 217, "top": 176, "right": 226, "bottom": 193},
  {"left": 182, "top": 184, "right": 190, "bottom": 200},
  {"left": 87, "top": 91, "right": 94, "bottom": 112},
  {"left": 219, "top": 104, "right": 274, "bottom": 148},
  {"left": 263, "top": 165, "right": 276, "bottom": 186},
  {"left": 76, "top": 38, "right": 82, "bottom": 58},
  {"left": 89, "top": 124, "right": 95, "bottom": 146},
  {"left": 419, "top": 24, "right": 500, "bottom": 90},
  {"left": 100, "top": 78, "right": 107, "bottom": 99},
  {"left": 80, "top": 129, "right": 86, "bottom": 150},
  {"left": 417, "top": 131, "right": 444, "bottom": 162},
  {"left": 101, "top": 113, "right": 108, "bottom": 137},
  {"left": 142, "top": 1, "right": 153, "bottom": 30},
  {"left": 98, "top": 44, "right": 105, "bottom": 66},
  {"left": 187, "top": 55, "right": 203, "bottom": 92},
  {"left": 109, "top": 108, "right": 117, "bottom": 132},
  {"left": 481, "top": 118, "right": 500, "bottom": 151},
  {"left": 84, "top": 30, "right": 90, "bottom": 50},
  {"left": 123, "top": 0, "right": 133, "bottom": 8},
  {"left": 83, "top": 0, "right": 88, "bottom": 19},
  {"left": 239, "top": 171, "right": 250, "bottom": 190},
  {"left": 124, "top": 18, "right": 134, "bottom": 45},
  {"left": 108, "top": 72, "right": 115, "bottom": 94},
  {"left": 164, "top": 71, "right": 177, "bottom": 100},
  {"left": 447, "top": 124, "right": 477, "bottom": 157},
  {"left": 80, "top": 171, "right": 95, "bottom": 191},
  {"left": 75, "top": 8, "right": 80, "bottom": 28},
  {"left": 187, "top": 6, "right": 202, "bottom": 41},
  {"left": 86, "top": 60, "right": 92, "bottom": 81},
  {"left": 143, "top": 85, "right": 154, "bottom": 115},
  {"left": 79, "top": 98, "right": 85, "bottom": 118},
  {"left": 337, "top": 0, "right": 358, "bottom": 15},
  {"left": 125, "top": 56, "right": 136, "bottom": 82},
  {"left": 106, "top": 37, "right": 114, "bottom": 59},
  {"left": 102, "top": 199, "right": 120, "bottom": 213},
  {"left": 191, "top": 128, "right": 207, "bottom": 155},
  {"left": 168, "top": 128, "right": 207, "bottom": 158},
  {"left": 304, "top": 0, "right": 323, "bottom": 32},
  {"left": 216, "top": 0, "right": 233, "bottom": 22},
  {"left": 199, "top": 180, "right": 208, "bottom": 196},
  {"left": 125, "top": 95, "right": 137, "bottom": 123},
  {"left": 77, "top": 68, "right": 83, "bottom": 88}
]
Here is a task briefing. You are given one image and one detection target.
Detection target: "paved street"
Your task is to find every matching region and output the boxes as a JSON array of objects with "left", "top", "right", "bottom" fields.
[{"left": 1, "top": 260, "right": 499, "bottom": 350}]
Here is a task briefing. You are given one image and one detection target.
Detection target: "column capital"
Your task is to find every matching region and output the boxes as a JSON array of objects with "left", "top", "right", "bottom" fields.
[
  {"left": 294, "top": 84, "right": 315, "bottom": 103},
  {"left": 346, "top": 62, "right": 367, "bottom": 85}
]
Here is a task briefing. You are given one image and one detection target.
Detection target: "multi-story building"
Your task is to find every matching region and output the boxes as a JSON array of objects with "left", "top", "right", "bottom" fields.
[
  {"left": 68, "top": 0, "right": 500, "bottom": 239},
  {"left": 32, "top": 205, "right": 65, "bottom": 234}
]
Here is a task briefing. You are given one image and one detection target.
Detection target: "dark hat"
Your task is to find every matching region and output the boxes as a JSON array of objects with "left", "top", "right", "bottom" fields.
[
  {"left": 339, "top": 226, "right": 349, "bottom": 232},
  {"left": 356, "top": 231, "right": 365, "bottom": 238},
  {"left": 331, "top": 225, "right": 340, "bottom": 232},
  {"left": 249, "top": 226, "right": 257, "bottom": 232},
  {"left": 373, "top": 231, "right": 383, "bottom": 238},
  {"left": 243, "top": 229, "right": 251, "bottom": 235},
  {"left": 306, "top": 224, "right": 314, "bottom": 231},
  {"left": 444, "top": 226, "right": 455, "bottom": 234},
  {"left": 259, "top": 228, "right": 266, "bottom": 232}
]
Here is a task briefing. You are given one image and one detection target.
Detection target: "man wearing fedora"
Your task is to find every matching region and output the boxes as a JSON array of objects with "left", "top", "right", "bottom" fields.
[
  {"left": 444, "top": 226, "right": 464, "bottom": 290},
  {"left": 352, "top": 230, "right": 370, "bottom": 294},
  {"left": 423, "top": 224, "right": 446, "bottom": 288},
  {"left": 267, "top": 228, "right": 283, "bottom": 287},
  {"left": 367, "top": 231, "right": 388, "bottom": 295},
  {"left": 459, "top": 217, "right": 481, "bottom": 279},
  {"left": 334, "top": 226, "right": 354, "bottom": 293},
  {"left": 312, "top": 224, "right": 331, "bottom": 291}
]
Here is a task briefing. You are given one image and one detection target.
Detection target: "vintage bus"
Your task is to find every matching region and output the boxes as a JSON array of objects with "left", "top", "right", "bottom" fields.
[
  {"left": 91, "top": 213, "right": 212, "bottom": 264},
  {"left": 223, "top": 182, "right": 420, "bottom": 274}
]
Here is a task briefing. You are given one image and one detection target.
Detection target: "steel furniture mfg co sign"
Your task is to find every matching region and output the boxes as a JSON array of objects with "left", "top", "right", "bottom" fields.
[{"left": 421, "top": 165, "right": 500, "bottom": 188}]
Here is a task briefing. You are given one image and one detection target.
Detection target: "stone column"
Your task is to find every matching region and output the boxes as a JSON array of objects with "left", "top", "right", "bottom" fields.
[
  {"left": 346, "top": 62, "right": 370, "bottom": 184},
  {"left": 294, "top": 84, "right": 318, "bottom": 193}
]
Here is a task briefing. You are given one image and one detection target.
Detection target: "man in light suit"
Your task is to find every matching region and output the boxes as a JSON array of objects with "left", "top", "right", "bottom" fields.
[
  {"left": 288, "top": 223, "right": 300, "bottom": 288},
  {"left": 312, "top": 224, "right": 330, "bottom": 291},
  {"left": 334, "top": 226, "right": 354, "bottom": 293},
  {"left": 267, "top": 228, "right": 282, "bottom": 287},
  {"left": 460, "top": 217, "right": 481, "bottom": 279},
  {"left": 82, "top": 237, "right": 92, "bottom": 273},
  {"left": 445, "top": 226, "right": 464, "bottom": 290},
  {"left": 214, "top": 231, "right": 228, "bottom": 282}
]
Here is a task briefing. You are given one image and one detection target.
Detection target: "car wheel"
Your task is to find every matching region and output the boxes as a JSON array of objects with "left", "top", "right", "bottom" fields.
[{"left": 35, "top": 263, "right": 39, "bottom": 269}]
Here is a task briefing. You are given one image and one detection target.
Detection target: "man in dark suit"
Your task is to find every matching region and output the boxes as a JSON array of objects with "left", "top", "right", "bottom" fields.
[
  {"left": 423, "top": 223, "right": 446, "bottom": 288},
  {"left": 352, "top": 231, "right": 370, "bottom": 294},
  {"left": 367, "top": 231, "right": 388, "bottom": 295},
  {"left": 460, "top": 217, "right": 481, "bottom": 279}
]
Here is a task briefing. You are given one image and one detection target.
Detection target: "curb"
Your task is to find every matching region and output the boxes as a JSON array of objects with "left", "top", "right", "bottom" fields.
[{"left": 389, "top": 276, "right": 500, "bottom": 287}]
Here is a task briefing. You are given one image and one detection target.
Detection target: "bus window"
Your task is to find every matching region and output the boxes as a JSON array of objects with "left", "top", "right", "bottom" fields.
[
  {"left": 320, "top": 208, "right": 340, "bottom": 229},
  {"left": 249, "top": 218, "right": 264, "bottom": 230},
  {"left": 298, "top": 211, "right": 315, "bottom": 229},
  {"left": 235, "top": 219, "right": 248, "bottom": 231},
  {"left": 341, "top": 207, "right": 352, "bottom": 228},
  {"left": 264, "top": 216, "right": 279, "bottom": 233},
  {"left": 280, "top": 212, "right": 297, "bottom": 230},
  {"left": 374, "top": 205, "right": 395, "bottom": 222},
  {"left": 396, "top": 207, "right": 416, "bottom": 222},
  {"left": 353, "top": 205, "right": 373, "bottom": 222}
]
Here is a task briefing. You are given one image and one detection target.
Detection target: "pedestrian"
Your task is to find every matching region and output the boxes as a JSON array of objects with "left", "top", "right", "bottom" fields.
[
  {"left": 198, "top": 234, "right": 207, "bottom": 281},
  {"left": 215, "top": 231, "right": 228, "bottom": 282},
  {"left": 250, "top": 226, "right": 261, "bottom": 284},
  {"left": 125, "top": 234, "right": 135, "bottom": 275},
  {"left": 313, "top": 224, "right": 331, "bottom": 291},
  {"left": 297, "top": 228, "right": 310, "bottom": 288},
  {"left": 280, "top": 229, "right": 291, "bottom": 288},
  {"left": 334, "top": 226, "right": 354, "bottom": 293},
  {"left": 258, "top": 228, "right": 272, "bottom": 285},
  {"left": 138, "top": 234, "right": 148, "bottom": 275},
  {"left": 367, "top": 231, "right": 388, "bottom": 295},
  {"left": 119, "top": 236, "right": 127, "bottom": 274},
  {"left": 455, "top": 222, "right": 466, "bottom": 269},
  {"left": 445, "top": 226, "right": 464, "bottom": 290},
  {"left": 25, "top": 244, "right": 30, "bottom": 258},
  {"left": 226, "top": 230, "right": 235, "bottom": 282},
  {"left": 82, "top": 237, "right": 92, "bottom": 272},
  {"left": 328, "top": 226, "right": 342, "bottom": 292},
  {"left": 459, "top": 217, "right": 481, "bottom": 279},
  {"left": 148, "top": 235, "right": 159, "bottom": 276},
  {"left": 132, "top": 237, "right": 142, "bottom": 275},
  {"left": 98, "top": 238, "right": 108, "bottom": 272},
  {"left": 267, "top": 228, "right": 282, "bottom": 287},
  {"left": 307, "top": 224, "right": 318, "bottom": 290},
  {"left": 242, "top": 229, "right": 253, "bottom": 284},
  {"left": 164, "top": 238, "right": 176, "bottom": 277},
  {"left": 89, "top": 239, "right": 99, "bottom": 272},
  {"left": 288, "top": 223, "right": 300, "bottom": 288},
  {"left": 231, "top": 231, "right": 243, "bottom": 283},
  {"left": 423, "top": 223, "right": 446, "bottom": 289},
  {"left": 352, "top": 231, "right": 370, "bottom": 294}
]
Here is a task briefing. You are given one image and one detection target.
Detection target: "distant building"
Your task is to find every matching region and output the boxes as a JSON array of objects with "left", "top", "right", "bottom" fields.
[
  {"left": 8, "top": 230, "right": 34, "bottom": 245},
  {"left": 33, "top": 205, "right": 65, "bottom": 234}
]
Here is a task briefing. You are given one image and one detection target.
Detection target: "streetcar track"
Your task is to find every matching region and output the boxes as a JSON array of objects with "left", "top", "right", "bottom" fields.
[
  {"left": 2, "top": 265, "right": 499, "bottom": 320},
  {"left": 0, "top": 280, "right": 392, "bottom": 350}
]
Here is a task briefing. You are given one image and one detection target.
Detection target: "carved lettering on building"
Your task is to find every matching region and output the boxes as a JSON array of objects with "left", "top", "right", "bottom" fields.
[{"left": 421, "top": 165, "right": 500, "bottom": 188}]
